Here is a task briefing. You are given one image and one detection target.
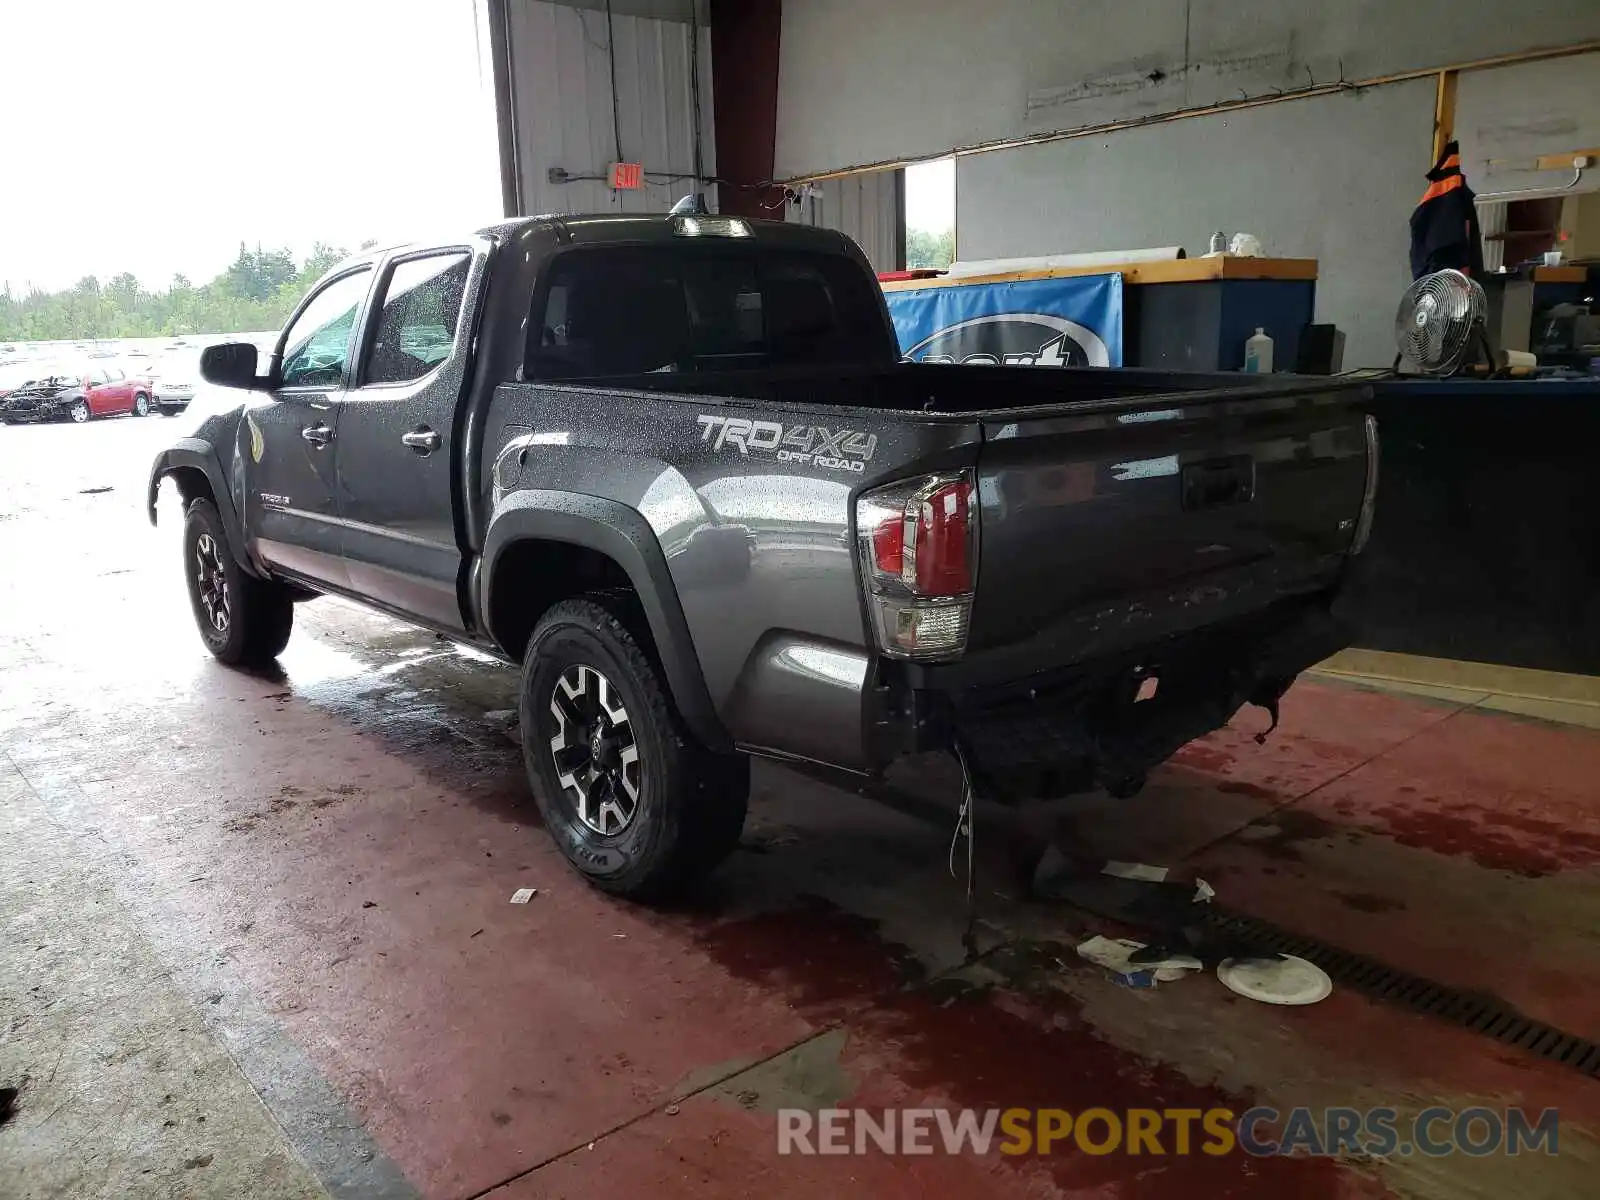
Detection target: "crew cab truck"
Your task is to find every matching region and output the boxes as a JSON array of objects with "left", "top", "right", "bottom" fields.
[{"left": 149, "top": 209, "right": 1377, "bottom": 902}]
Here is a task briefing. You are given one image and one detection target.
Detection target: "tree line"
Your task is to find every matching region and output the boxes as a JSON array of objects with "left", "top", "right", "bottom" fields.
[
  {"left": 0, "top": 241, "right": 371, "bottom": 342},
  {"left": 5, "top": 230, "right": 957, "bottom": 341},
  {"left": 906, "top": 228, "right": 955, "bottom": 270}
]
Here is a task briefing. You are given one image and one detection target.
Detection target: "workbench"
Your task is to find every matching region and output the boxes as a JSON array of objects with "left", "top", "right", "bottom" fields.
[{"left": 883, "top": 258, "right": 1319, "bottom": 371}]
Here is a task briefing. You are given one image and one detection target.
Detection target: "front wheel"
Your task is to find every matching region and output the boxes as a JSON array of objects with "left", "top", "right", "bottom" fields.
[
  {"left": 132, "top": 392, "right": 150, "bottom": 417},
  {"left": 520, "top": 596, "right": 748, "bottom": 902},
  {"left": 69, "top": 399, "right": 90, "bottom": 423},
  {"left": 182, "top": 498, "right": 294, "bottom": 665}
]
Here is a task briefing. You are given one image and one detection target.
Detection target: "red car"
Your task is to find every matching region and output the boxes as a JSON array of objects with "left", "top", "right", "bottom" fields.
[
  {"left": 91, "top": 363, "right": 154, "bottom": 418},
  {"left": 0, "top": 362, "right": 153, "bottom": 423}
]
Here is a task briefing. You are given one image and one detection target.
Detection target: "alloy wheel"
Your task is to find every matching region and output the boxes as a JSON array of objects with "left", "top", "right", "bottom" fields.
[
  {"left": 548, "top": 664, "right": 641, "bottom": 836},
  {"left": 70, "top": 401, "right": 89, "bottom": 423},
  {"left": 134, "top": 393, "right": 149, "bottom": 416},
  {"left": 195, "top": 533, "right": 230, "bottom": 634}
]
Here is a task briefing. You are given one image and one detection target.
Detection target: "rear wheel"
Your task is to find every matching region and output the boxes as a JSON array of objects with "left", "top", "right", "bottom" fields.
[
  {"left": 520, "top": 596, "right": 748, "bottom": 902},
  {"left": 182, "top": 498, "right": 294, "bottom": 666},
  {"left": 132, "top": 392, "right": 150, "bottom": 417},
  {"left": 69, "top": 400, "right": 90, "bottom": 423}
]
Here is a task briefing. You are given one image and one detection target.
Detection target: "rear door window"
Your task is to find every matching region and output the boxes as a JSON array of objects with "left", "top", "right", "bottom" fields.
[
  {"left": 362, "top": 252, "right": 471, "bottom": 385},
  {"left": 526, "top": 246, "right": 886, "bottom": 379}
]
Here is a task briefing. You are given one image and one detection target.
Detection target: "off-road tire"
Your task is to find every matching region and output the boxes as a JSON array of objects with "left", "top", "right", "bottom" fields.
[
  {"left": 521, "top": 596, "right": 748, "bottom": 902},
  {"left": 182, "top": 498, "right": 294, "bottom": 666}
]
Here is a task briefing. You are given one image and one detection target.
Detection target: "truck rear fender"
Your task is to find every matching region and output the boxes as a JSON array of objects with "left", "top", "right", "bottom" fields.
[{"left": 481, "top": 491, "right": 732, "bottom": 753}]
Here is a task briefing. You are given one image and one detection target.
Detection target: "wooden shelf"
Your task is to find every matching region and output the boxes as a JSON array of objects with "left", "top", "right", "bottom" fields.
[
  {"left": 878, "top": 257, "right": 1318, "bottom": 292},
  {"left": 1532, "top": 265, "right": 1587, "bottom": 282}
]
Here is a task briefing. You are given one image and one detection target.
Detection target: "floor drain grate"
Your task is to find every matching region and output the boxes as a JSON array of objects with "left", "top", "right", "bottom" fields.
[{"left": 1200, "top": 909, "right": 1600, "bottom": 1079}]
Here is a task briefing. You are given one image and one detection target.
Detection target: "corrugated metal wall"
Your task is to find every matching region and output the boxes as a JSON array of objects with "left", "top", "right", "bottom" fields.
[
  {"left": 503, "top": 0, "right": 716, "bottom": 215},
  {"left": 786, "top": 169, "right": 905, "bottom": 274}
]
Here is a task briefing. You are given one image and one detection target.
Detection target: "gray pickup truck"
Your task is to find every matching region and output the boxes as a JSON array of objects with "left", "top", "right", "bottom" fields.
[{"left": 149, "top": 209, "right": 1376, "bottom": 901}]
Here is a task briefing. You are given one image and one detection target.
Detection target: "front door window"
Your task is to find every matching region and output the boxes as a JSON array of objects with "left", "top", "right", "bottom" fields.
[{"left": 280, "top": 270, "right": 372, "bottom": 388}]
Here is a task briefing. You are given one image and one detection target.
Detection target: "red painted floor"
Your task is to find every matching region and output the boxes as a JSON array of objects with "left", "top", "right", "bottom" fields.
[{"left": 3, "top": 420, "right": 1597, "bottom": 1199}]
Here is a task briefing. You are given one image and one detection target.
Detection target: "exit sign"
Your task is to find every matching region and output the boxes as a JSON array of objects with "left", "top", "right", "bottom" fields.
[{"left": 609, "top": 162, "right": 644, "bottom": 190}]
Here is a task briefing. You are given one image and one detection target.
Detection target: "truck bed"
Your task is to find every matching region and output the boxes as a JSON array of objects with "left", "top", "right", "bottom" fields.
[
  {"left": 572, "top": 360, "right": 1296, "bottom": 414},
  {"left": 485, "top": 361, "right": 1371, "bottom": 714}
]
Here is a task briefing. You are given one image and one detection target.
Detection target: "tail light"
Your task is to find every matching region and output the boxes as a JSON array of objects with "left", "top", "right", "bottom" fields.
[
  {"left": 856, "top": 471, "right": 977, "bottom": 660},
  {"left": 1349, "top": 414, "right": 1379, "bottom": 554}
]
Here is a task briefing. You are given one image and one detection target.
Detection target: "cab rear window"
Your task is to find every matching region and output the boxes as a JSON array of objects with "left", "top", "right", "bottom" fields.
[{"left": 525, "top": 246, "right": 886, "bottom": 379}]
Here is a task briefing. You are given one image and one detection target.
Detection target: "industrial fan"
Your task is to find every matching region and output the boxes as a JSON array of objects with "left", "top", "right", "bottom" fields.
[{"left": 1393, "top": 269, "right": 1536, "bottom": 376}]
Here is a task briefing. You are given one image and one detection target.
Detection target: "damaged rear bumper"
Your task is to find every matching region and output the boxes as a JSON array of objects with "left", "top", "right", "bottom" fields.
[{"left": 882, "top": 596, "right": 1349, "bottom": 801}]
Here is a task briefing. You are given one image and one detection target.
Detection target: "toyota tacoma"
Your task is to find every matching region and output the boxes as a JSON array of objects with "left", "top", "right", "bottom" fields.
[{"left": 148, "top": 208, "right": 1377, "bottom": 901}]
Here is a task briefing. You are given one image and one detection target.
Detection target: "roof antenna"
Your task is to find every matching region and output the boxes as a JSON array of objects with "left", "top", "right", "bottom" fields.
[{"left": 670, "top": 193, "right": 709, "bottom": 216}]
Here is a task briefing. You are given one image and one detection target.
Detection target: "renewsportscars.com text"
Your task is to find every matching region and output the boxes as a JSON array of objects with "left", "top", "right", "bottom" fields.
[{"left": 777, "top": 1106, "right": 1560, "bottom": 1158}]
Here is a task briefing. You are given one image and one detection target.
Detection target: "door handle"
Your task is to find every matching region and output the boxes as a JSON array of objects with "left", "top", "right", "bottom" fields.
[
  {"left": 301, "top": 423, "right": 333, "bottom": 448},
  {"left": 402, "top": 426, "right": 441, "bottom": 454}
]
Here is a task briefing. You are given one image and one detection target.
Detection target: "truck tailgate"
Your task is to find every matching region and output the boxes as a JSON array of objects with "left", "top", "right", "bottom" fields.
[{"left": 967, "top": 385, "right": 1371, "bottom": 674}]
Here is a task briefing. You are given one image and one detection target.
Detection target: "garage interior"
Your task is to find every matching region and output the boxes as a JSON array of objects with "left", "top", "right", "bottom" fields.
[{"left": 4, "top": 2, "right": 1600, "bottom": 1198}]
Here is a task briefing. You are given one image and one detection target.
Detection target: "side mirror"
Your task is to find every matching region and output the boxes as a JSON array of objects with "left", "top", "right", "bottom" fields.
[{"left": 200, "top": 342, "right": 259, "bottom": 389}]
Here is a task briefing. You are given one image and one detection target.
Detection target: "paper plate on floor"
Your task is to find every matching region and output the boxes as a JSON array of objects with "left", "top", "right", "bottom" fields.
[{"left": 1216, "top": 955, "right": 1332, "bottom": 1005}]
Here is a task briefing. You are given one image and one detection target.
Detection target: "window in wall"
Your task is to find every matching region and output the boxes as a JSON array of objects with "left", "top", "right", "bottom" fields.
[{"left": 904, "top": 157, "right": 956, "bottom": 270}]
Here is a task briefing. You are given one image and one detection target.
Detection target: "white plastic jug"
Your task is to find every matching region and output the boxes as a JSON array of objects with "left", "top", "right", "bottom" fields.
[{"left": 1244, "top": 327, "right": 1274, "bottom": 373}]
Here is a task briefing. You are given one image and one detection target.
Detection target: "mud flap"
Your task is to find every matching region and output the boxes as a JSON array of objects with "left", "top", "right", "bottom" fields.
[
  {"left": 1253, "top": 698, "right": 1280, "bottom": 745},
  {"left": 1249, "top": 689, "right": 1283, "bottom": 745}
]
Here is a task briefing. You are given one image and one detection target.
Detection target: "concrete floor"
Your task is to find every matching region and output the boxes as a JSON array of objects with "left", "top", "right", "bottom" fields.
[{"left": 2, "top": 414, "right": 1598, "bottom": 1199}]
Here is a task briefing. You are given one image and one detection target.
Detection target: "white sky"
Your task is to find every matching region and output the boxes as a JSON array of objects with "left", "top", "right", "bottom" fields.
[
  {"left": 1, "top": 0, "right": 502, "bottom": 294},
  {"left": 905, "top": 157, "right": 955, "bottom": 233}
]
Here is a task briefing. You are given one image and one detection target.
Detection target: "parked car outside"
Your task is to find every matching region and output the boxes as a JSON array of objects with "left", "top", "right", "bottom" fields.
[
  {"left": 151, "top": 350, "right": 201, "bottom": 415},
  {"left": 117, "top": 359, "right": 157, "bottom": 410},
  {"left": 0, "top": 362, "right": 47, "bottom": 412},
  {"left": 96, "top": 364, "right": 153, "bottom": 417},
  {"left": 0, "top": 362, "right": 150, "bottom": 423}
]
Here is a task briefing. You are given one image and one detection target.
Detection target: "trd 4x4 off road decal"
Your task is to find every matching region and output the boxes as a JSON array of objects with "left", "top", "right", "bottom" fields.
[{"left": 695, "top": 414, "right": 877, "bottom": 474}]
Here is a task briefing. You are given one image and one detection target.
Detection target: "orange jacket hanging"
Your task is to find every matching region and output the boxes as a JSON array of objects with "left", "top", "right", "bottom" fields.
[{"left": 1410, "top": 140, "right": 1484, "bottom": 279}]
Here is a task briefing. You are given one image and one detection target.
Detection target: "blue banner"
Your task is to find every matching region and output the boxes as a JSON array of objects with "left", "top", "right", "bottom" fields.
[{"left": 885, "top": 273, "right": 1123, "bottom": 368}]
